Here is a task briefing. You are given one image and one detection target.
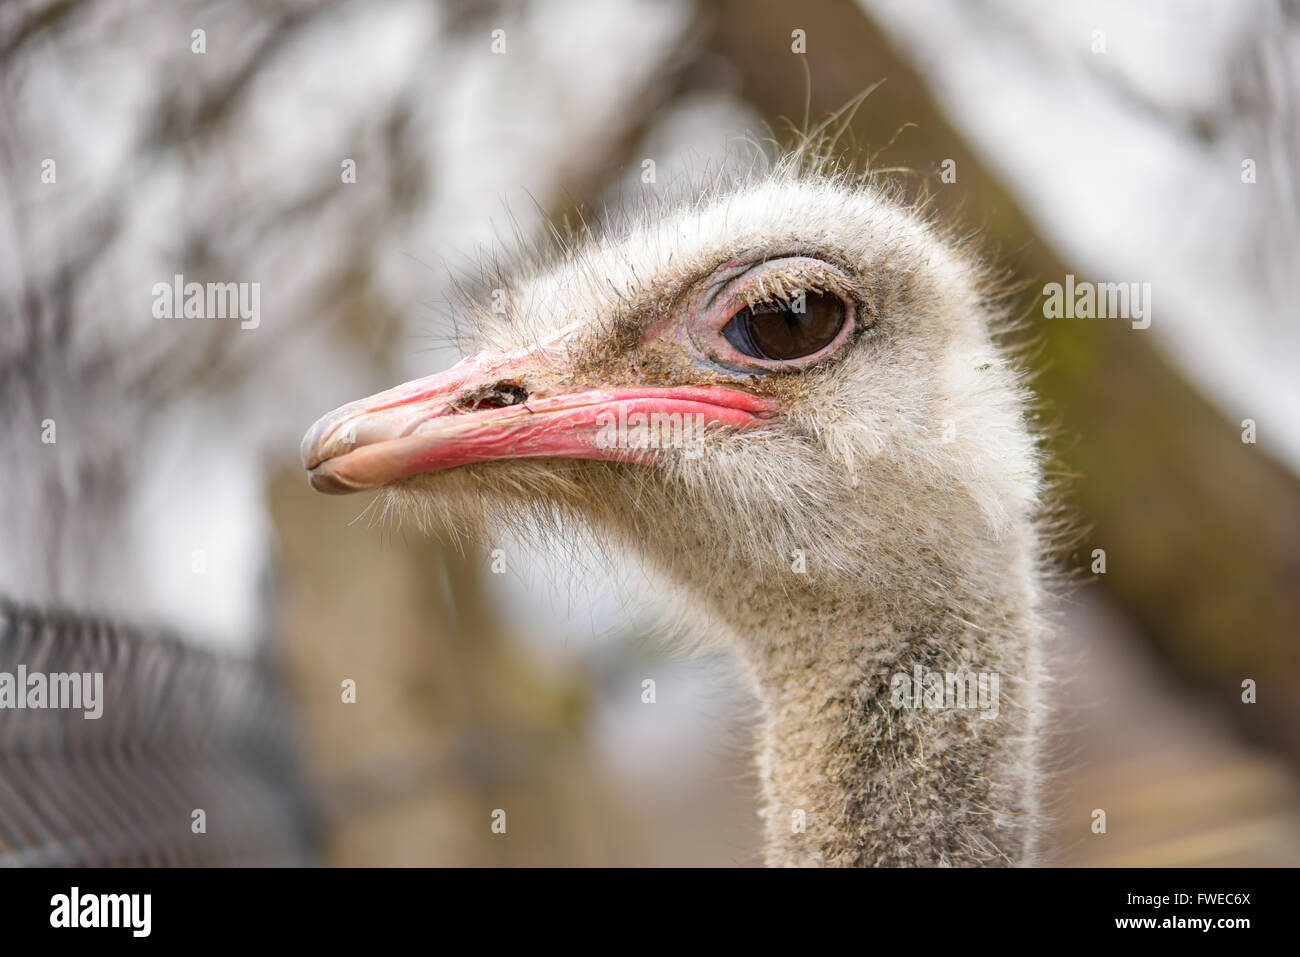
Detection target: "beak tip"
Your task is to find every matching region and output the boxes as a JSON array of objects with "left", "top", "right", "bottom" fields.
[
  {"left": 308, "top": 464, "right": 364, "bottom": 495},
  {"left": 300, "top": 426, "right": 324, "bottom": 471},
  {"left": 301, "top": 409, "right": 344, "bottom": 471}
]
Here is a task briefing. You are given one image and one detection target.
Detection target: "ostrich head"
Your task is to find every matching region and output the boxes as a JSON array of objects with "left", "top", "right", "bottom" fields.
[{"left": 302, "top": 160, "right": 1048, "bottom": 867}]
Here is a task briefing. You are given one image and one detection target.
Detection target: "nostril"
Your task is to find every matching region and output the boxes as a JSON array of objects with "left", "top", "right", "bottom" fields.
[{"left": 452, "top": 380, "right": 530, "bottom": 412}]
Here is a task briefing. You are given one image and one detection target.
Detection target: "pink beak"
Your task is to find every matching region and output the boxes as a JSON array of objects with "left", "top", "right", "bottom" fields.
[{"left": 301, "top": 346, "right": 777, "bottom": 494}]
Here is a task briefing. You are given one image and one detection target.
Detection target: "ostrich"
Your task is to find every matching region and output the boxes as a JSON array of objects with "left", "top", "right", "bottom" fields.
[{"left": 301, "top": 156, "right": 1050, "bottom": 867}]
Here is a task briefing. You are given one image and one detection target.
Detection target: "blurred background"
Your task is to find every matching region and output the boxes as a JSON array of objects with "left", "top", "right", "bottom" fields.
[{"left": 2, "top": 0, "right": 1298, "bottom": 865}]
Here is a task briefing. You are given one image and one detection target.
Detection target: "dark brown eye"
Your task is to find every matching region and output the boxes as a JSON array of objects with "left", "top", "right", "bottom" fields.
[{"left": 720, "top": 292, "right": 847, "bottom": 361}]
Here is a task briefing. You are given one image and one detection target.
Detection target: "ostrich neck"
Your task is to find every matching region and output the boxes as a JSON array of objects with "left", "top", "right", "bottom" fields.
[{"left": 705, "top": 561, "right": 1043, "bottom": 867}]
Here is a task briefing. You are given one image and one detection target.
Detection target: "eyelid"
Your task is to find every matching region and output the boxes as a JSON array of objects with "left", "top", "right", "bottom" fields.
[
  {"left": 701, "top": 260, "right": 763, "bottom": 310},
  {"left": 714, "top": 258, "right": 857, "bottom": 317}
]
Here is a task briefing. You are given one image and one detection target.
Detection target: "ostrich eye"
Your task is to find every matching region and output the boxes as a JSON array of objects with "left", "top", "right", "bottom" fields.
[{"left": 720, "top": 292, "right": 847, "bottom": 361}]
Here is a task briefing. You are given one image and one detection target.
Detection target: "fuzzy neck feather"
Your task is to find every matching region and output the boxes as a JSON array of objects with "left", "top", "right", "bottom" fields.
[{"left": 689, "top": 528, "right": 1044, "bottom": 867}]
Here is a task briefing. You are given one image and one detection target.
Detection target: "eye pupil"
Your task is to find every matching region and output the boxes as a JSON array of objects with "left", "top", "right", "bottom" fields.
[{"left": 722, "top": 293, "right": 846, "bottom": 361}]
